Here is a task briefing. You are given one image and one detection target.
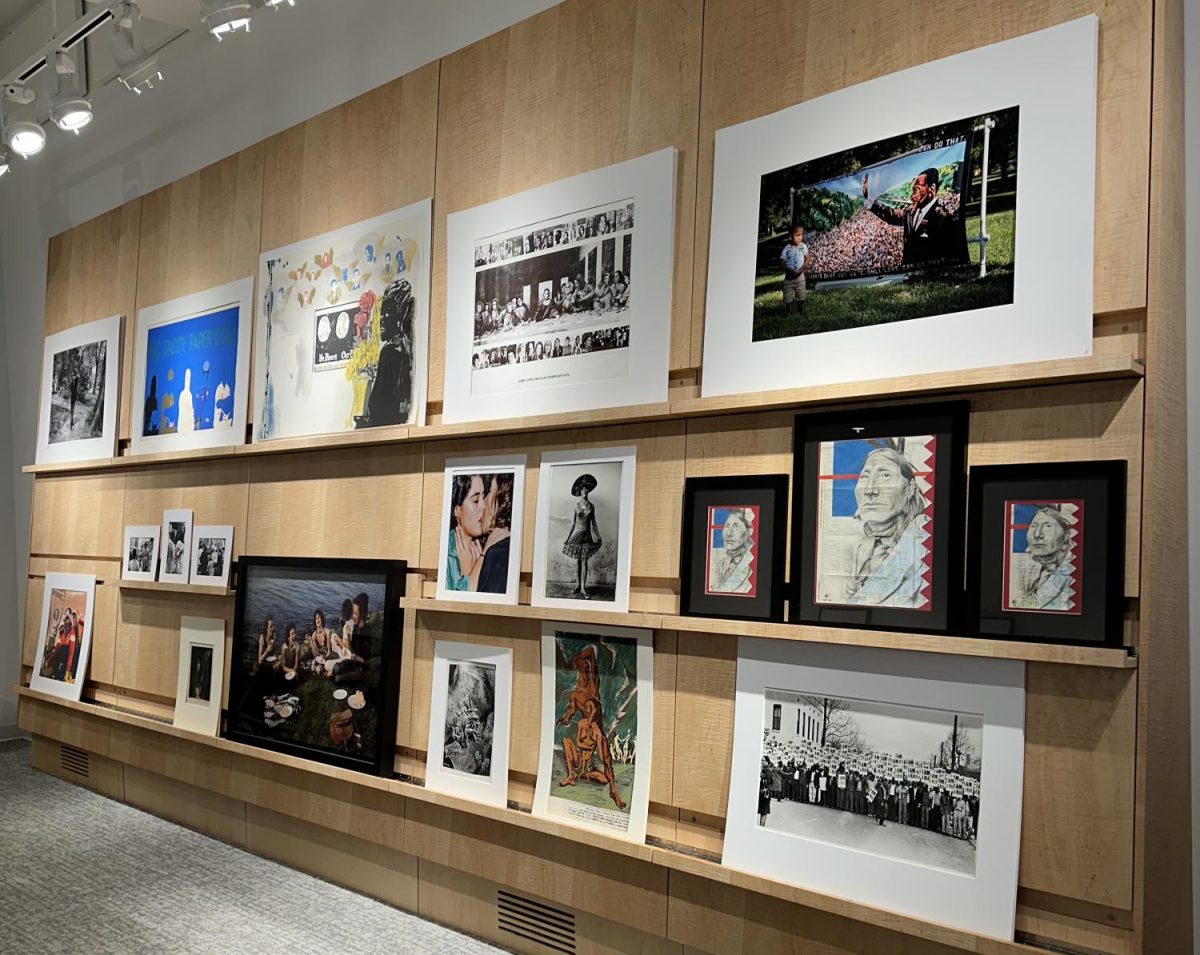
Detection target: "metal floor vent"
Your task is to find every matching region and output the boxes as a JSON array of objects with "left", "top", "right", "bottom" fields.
[
  {"left": 497, "top": 890, "right": 577, "bottom": 955},
  {"left": 60, "top": 744, "right": 90, "bottom": 778}
]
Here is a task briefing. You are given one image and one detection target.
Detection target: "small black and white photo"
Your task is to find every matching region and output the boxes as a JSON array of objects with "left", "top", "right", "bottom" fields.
[
  {"left": 190, "top": 524, "right": 234, "bottom": 587},
  {"left": 160, "top": 509, "right": 193, "bottom": 584},
  {"left": 165, "top": 523, "right": 188, "bottom": 575},
  {"left": 757, "top": 688, "right": 982, "bottom": 877},
  {"left": 127, "top": 536, "right": 156, "bottom": 573},
  {"left": 196, "top": 536, "right": 226, "bottom": 579},
  {"left": 48, "top": 340, "right": 108, "bottom": 444},
  {"left": 442, "top": 660, "right": 497, "bottom": 777},
  {"left": 541, "top": 459, "right": 625, "bottom": 604},
  {"left": 187, "top": 644, "right": 214, "bottom": 703}
]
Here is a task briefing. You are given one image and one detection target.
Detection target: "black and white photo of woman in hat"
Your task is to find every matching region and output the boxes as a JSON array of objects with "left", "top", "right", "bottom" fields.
[{"left": 562, "top": 472, "right": 603, "bottom": 598}]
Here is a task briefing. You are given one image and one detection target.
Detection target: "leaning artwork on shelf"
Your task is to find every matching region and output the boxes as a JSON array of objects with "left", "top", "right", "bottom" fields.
[
  {"left": 701, "top": 17, "right": 1097, "bottom": 398},
  {"left": 121, "top": 525, "right": 161, "bottom": 583},
  {"left": 29, "top": 572, "right": 97, "bottom": 702},
  {"left": 531, "top": 447, "right": 636, "bottom": 612},
  {"left": 435, "top": 455, "right": 527, "bottom": 605},
  {"left": 130, "top": 277, "right": 254, "bottom": 455},
  {"left": 190, "top": 525, "right": 234, "bottom": 589},
  {"left": 533, "top": 623, "right": 653, "bottom": 843},
  {"left": 442, "top": 148, "right": 676, "bottom": 423},
  {"left": 225, "top": 557, "right": 406, "bottom": 776},
  {"left": 172, "top": 615, "right": 226, "bottom": 737},
  {"left": 35, "top": 314, "right": 122, "bottom": 466},
  {"left": 424, "top": 641, "right": 513, "bottom": 808},
  {"left": 724, "top": 637, "right": 1025, "bottom": 940},
  {"left": 254, "top": 200, "right": 433, "bottom": 441},
  {"left": 160, "top": 509, "right": 194, "bottom": 586}
]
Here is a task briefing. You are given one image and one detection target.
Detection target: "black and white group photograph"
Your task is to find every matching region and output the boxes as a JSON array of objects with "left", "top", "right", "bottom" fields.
[
  {"left": 126, "top": 535, "right": 157, "bottom": 575},
  {"left": 164, "top": 521, "right": 189, "bottom": 576},
  {"left": 194, "top": 535, "right": 228, "bottom": 580},
  {"left": 757, "top": 688, "right": 983, "bottom": 877},
  {"left": 441, "top": 659, "right": 497, "bottom": 777},
  {"left": 541, "top": 460, "right": 624, "bottom": 604},
  {"left": 48, "top": 339, "right": 108, "bottom": 444},
  {"left": 187, "top": 645, "right": 214, "bottom": 703}
]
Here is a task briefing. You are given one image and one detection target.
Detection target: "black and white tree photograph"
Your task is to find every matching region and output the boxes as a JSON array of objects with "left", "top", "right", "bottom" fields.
[
  {"left": 757, "top": 688, "right": 983, "bottom": 876},
  {"left": 442, "top": 660, "right": 496, "bottom": 777},
  {"left": 48, "top": 340, "right": 107, "bottom": 444}
]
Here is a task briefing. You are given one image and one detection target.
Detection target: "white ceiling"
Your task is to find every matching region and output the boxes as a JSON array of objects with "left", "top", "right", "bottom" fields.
[{"left": 0, "top": 0, "right": 42, "bottom": 38}]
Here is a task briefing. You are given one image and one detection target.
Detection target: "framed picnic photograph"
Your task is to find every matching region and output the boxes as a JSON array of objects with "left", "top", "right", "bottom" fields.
[
  {"left": 791, "top": 402, "right": 968, "bottom": 633},
  {"left": 225, "top": 556, "right": 406, "bottom": 776},
  {"left": 443, "top": 148, "right": 676, "bottom": 424},
  {"left": 435, "top": 455, "right": 527, "bottom": 605},
  {"left": 725, "top": 637, "right": 1025, "bottom": 940},
  {"left": 967, "top": 461, "right": 1126, "bottom": 647},
  {"left": 30, "top": 572, "right": 97, "bottom": 702},
  {"left": 424, "top": 641, "right": 513, "bottom": 808},
  {"left": 531, "top": 447, "right": 636, "bottom": 613},
  {"left": 533, "top": 622, "right": 653, "bottom": 843},
  {"left": 160, "top": 509, "right": 194, "bottom": 586},
  {"left": 121, "top": 525, "right": 161, "bottom": 583},
  {"left": 701, "top": 17, "right": 1097, "bottom": 400},
  {"left": 173, "top": 615, "right": 226, "bottom": 737},
  {"left": 130, "top": 276, "right": 254, "bottom": 456},
  {"left": 190, "top": 525, "right": 234, "bottom": 589},
  {"left": 35, "top": 314, "right": 122, "bottom": 466},
  {"left": 679, "top": 474, "right": 789, "bottom": 622},
  {"left": 254, "top": 199, "right": 433, "bottom": 441}
]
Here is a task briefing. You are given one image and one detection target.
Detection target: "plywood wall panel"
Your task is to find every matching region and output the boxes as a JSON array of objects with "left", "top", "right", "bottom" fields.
[
  {"left": 121, "top": 459, "right": 251, "bottom": 560},
  {"left": 259, "top": 63, "right": 439, "bottom": 252},
  {"left": 692, "top": 0, "right": 1152, "bottom": 368},
  {"left": 22, "top": 577, "right": 43, "bottom": 670},
  {"left": 245, "top": 443, "right": 424, "bottom": 559},
  {"left": 1020, "top": 664, "right": 1136, "bottom": 909},
  {"left": 429, "top": 0, "right": 704, "bottom": 401},
  {"left": 29, "top": 472, "right": 125, "bottom": 558},
  {"left": 673, "top": 633, "right": 737, "bottom": 818}
]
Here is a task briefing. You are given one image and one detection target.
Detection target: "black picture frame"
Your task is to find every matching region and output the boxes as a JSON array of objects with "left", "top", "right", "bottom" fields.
[
  {"left": 966, "top": 461, "right": 1126, "bottom": 647},
  {"left": 679, "top": 474, "right": 789, "bottom": 622},
  {"left": 790, "top": 401, "right": 968, "bottom": 633},
  {"left": 226, "top": 555, "right": 407, "bottom": 777}
]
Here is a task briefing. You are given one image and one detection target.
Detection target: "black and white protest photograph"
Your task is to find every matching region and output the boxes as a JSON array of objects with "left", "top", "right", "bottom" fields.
[
  {"left": 48, "top": 340, "right": 108, "bottom": 444},
  {"left": 187, "top": 645, "right": 214, "bottom": 703},
  {"left": 442, "top": 659, "right": 497, "bottom": 777},
  {"left": 757, "top": 688, "right": 982, "bottom": 877}
]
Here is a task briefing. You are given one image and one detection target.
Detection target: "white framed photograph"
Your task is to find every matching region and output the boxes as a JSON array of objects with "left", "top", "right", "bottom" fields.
[
  {"left": 443, "top": 148, "right": 676, "bottom": 424},
  {"left": 254, "top": 199, "right": 433, "bottom": 440},
  {"left": 701, "top": 16, "right": 1097, "bottom": 399},
  {"left": 424, "top": 641, "right": 513, "bottom": 808},
  {"left": 173, "top": 615, "right": 226, "bottom": 737},
  {"left": 531, "top": 447, "right": 635, "bottom": 612},
  {"left": 130, "top": 276, "right": 254, "bottom": 455},
  {"left": 190, "top": 525, "right": 234, "bottom": 588},
  {"left": 121, "top": 525, "right": 161, "bottom": 583},
  {"left": 725, "top": 637, "right": 1025, "bottom": 940},
  {"left": 436, "top": 455, "right": 526, "bottom": 605},
  {"left": 533, "top": 622, "right": 653, "bottom": 843},
  {"left": 35, "top": 314, "right": 122, "bottom": 465},
  {"left": 160, "top": 509, "right": 194, "bottom": 585},
  {"left": 30, "top": 572, "right": 97, "bottom": 702}
]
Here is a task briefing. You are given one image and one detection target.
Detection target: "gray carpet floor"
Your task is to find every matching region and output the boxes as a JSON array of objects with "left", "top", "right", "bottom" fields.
[{"left": 0, "top": 740, "right": 510, "bottom": 954}]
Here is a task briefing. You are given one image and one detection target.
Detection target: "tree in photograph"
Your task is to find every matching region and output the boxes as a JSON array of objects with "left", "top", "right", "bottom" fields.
[
  {"left": 935, "top": 716, "right": 980, "bottom": 772},
  {"left": 802, "top": 696, "right": 864, "bottom": 750}
]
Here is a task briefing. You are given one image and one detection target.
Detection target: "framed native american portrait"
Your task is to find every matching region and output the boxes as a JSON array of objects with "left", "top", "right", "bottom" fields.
[
  {"left": 967, "top": 461, "right": 1126, "bottom": 647},
  {"left": 679, "top": 475, "right": 789, "bottom": 622},
  {"left": 790, "top": 402, "right": 968, "bottom": 633}
]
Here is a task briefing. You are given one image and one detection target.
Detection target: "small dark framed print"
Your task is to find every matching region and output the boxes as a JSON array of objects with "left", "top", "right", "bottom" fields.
[
  {"left": 790, "top": 402, "right": 968, "bottom": 633},
  {"left": 679, "top": 475, "right": 789, "bottom": 622},
  {"left": 967, "top": 461, "right": 1126, "bottom": 647}
]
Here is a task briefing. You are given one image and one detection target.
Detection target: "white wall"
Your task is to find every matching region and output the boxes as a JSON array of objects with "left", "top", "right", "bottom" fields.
[{"left": 0, "top": 0, "right": 562, "bottom": 728}]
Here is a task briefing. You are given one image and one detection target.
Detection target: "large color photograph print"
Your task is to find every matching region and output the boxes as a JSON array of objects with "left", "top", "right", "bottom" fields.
[
  {"left": 752, "top": 107, "right": 1017, "bottom": 342},
  {"left": 142, "top": 305, "right": 240, "bottom": 438},
  {"left": 228, "top": 560, "right": 403, "bottom": 775}
]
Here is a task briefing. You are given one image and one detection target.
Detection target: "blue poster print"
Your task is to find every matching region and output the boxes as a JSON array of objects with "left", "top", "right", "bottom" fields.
[{"left": 142, "top": 305, "right": 240, "bottom": 437}]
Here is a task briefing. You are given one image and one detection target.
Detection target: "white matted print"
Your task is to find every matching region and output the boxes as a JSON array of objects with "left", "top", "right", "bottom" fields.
[
  {"left": 173, "top": 615, "right": 226, "bottom": 736},
  {"left": 160, "top": 509, "right": 193, "bottom": 585},
  {"left": 533, "top": 623, "right": 653, "bottom": 843},
  {"left": 190, "top": 525, "right": 234, "bottom": 588},
  {"left": 444, "top": 149, "right": 676, "bottom": 423},
  {"left": 35, "top": 314, "right": 122, "bottom": 465},
  {"left": 531, "top": 447, "right": 635, "bottom": 612},
  {"left": 436, "top": 456, "right": 526, "bottom": 605},
  {"left": 254, "top": 200, "right": 433, "bottom": 440},
  {"left": 131, "top": 277, "right": 254, "bottom": 455},
  {"left": 726, "top": 637, "right": 1024, "bottom": 940},
  {"left": 701, "top": 17, "right": 1097, "bottom": 398},
  {"left": 30, "top": 572, "right": 97, "bottom": 702},
  {"left": 424, "top": 641, "right": 513, "bottom": 808},
  {"left": 122, "top": 525, "right": 161, "bottom": 583}
]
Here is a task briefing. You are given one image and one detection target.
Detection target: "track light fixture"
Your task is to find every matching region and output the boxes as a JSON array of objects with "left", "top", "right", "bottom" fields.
[
  {"left": 111, "top": 2, "right": 163, "bottom": 94},
  {"left": 49, "top": 52, "right": 92, "bottom": 133},
  {"left": 0, "top": 143, "right": 10, "bottom": 178},
  {"left": 199, "top": 0, "right": 254, "bottom": 40},
  {"left": 2, "top": 86, "right": 45, "bottom": 157}
]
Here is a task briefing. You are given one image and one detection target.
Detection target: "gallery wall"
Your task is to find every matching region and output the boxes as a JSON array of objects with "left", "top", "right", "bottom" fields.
[{"left": 0, "top": 0, "right": 563, "bottom": 731}]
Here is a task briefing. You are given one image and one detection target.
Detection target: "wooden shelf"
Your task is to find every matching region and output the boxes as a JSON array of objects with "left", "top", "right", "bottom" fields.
[
  {"left": 116, "top": 579, "right": 234, "bottom": 597},
  {"left": 402, "top": 597, "right": 1137, "bottom": 669},
  {"left": 14, "top": 684, "right": 1037, "bottom": 954},
  {"left": 22, "top": 352, "right": 1143, "bottom": 476}
]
